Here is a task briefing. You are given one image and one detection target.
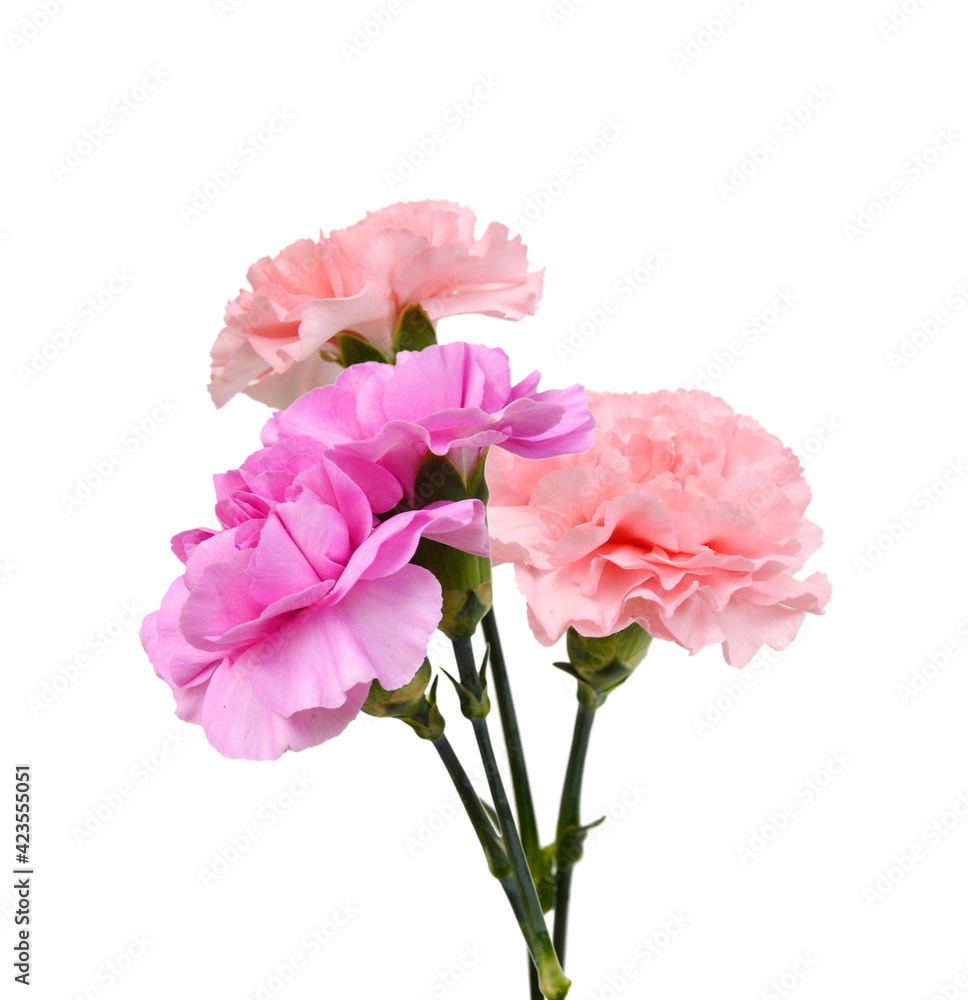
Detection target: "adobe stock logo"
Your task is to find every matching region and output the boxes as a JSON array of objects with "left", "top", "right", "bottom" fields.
[
  {"left": 61, "top": 398, "right": 180, "bottom": 513},
  {"left": 735, "top": 751, "right": 852, "bottom": 865},
  {"left": 585, "top": 910, "right": 691, "bottom": 999},
  {"left": 65, "top": 933, "right": 151, "bottom": 1000},
  {"left": 511, "top": 118, "right": 628, "bottom": 230},
  {"left": 197, "top": 774, "right": 315, "bottom": 888},
  {"left": 896, "top": 616, "right": 968, "bottom": 706},
  {"left": 341, "top": 1, "right": 411, "bottom": 61},
  {"left": 18, "top": 269, "right": 135, "bottom": 385},
  {"left": 717, "top": 86, "right": 833, "bottom": 200},
  {"left": 759, "top": 954, "right": 819, "bottom": 1000},
  {"left": 7, "top": 0, "right": 73, "bottom": 53},
  {"left": 383, "top": 76, "right": 500, "bottom": 193},
  {"left": 51, "top": 68, "right": 170, "bottom": 180},
  {"left": 842, "top": 127, "right": 960, "bottom": 244},
  {"left": 28, "top": 602, "right": 145, "bottom": 717},
  {"left": 886, "top": 275, "right": 968, "bottom": 372},
  {"left": 864, "top": 791, "right": 968, "bottom": 906},
  {"left": 545, "top": 0, "right": 591, "bottom": 30},
  {"left": 178, "top": 108, "right": 296, "bottom": 223},
  {"left": 673, "top": 0, "right": 759, "bottom": 72},
  {"left": 555, "top": 248, "right": 673, "bottom": 360},
  {"left": 688, "top": 288, "right": 798, "bottom": 391},
  {"left": 877, "top": 0, "right": 932, "bottom": 39},
  {"left": 853, "top": 460, "right": 967, "bottom": 574}
]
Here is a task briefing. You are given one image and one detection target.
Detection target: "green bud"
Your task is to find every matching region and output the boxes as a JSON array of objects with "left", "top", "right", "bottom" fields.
[
  {"left": 556, "top": 624, "right": 653, "bottom": 705},
  {"left": 362, "top": 661, "right": 445, "bottom": 740},
  {"left": 392, "top": 304, "right": 437, "bottom": 354}
]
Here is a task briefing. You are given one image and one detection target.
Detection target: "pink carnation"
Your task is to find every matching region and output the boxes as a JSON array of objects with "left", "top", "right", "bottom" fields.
[
  {"left": 264, "top": 342, "right": 597, "bottom": 500},
  {"left": 208, "top": 239, "right": 387, "bottom": 409},
  {"left": 209, "top": 201, "right": 543, "bottom": 409},
  {"left": 487, "top": 390, "right": 831, "bottom": 667},
  {"left": 330, "top": 200, "right": 543, "bottom": 325},
  {"left": 141, "top": 453, "right": 488, "bottom": 760},
  {"left": 211, "top": 434, "right": 403, "bottom": 532}
]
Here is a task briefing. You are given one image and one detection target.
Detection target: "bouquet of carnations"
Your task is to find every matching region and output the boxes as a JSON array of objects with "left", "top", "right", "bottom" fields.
[{"left": 142, "top": 201, "right": 829, "bottom": 998}]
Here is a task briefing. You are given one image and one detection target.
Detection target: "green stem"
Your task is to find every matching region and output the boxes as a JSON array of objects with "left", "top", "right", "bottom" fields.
[
  {"left": 482, "top": 610, "right": 542, "bottom": 873},
  {"left": 482, "top": 611, "right": 543, "bottom": 1000},
  {"left": 452, "top": 637, "right": 570, "bottom": 1000},
  {"left": 432, "top": 735, "right": 509, "bottom": 877},
  {"left": 432, "top": 737, "right": 555, "bottom": 987},
  {"left": 528, "top": 958, "right": 541, "bottom": 1000},
  {"left": 553, "top": 699, "right": 599, "bottom": 968}
]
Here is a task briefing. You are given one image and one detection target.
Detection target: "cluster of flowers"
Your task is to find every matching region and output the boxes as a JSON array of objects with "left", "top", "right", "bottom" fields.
[
  {"left": 144, "top": 200, "right": 829, "bottom": 762},
  {"left": 144, "top": 341, "right": 592, "bottom": 758},
  {"left": 142, "top": 199, "right": 830, "bottom": 999}
]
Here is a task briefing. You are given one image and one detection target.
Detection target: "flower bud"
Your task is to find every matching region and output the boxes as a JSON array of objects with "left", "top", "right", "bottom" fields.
[
  {"left": 557, "top": 624, "right": 652, "bottom": 705},
  {"left": 362, "top": 661, "right": 445, "bottom": 740}
]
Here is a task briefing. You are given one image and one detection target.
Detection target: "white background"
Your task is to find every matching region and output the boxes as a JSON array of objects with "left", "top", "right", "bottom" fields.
[{"left": 4, "top": 1, "right": 968, "bottom": 998}]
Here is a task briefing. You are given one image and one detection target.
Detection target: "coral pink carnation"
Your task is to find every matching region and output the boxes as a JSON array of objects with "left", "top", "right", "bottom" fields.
[
  {"left": 208, "top": 238, "right": 388, "bottom": 409},
  {"left": 141, "top": 453, "right": 488, "bottom": 760},
  {"left": 209, "top": 201, "right": 543, "bottom": 409},
  {"left": 487, "top": 390, "right": 831, "bottom": 667},
  {"left": 330, "top": 200, "right": 543, "bottom": 325}
]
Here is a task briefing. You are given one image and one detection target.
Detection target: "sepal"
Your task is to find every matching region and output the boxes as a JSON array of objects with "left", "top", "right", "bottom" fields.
[
  {"left": 557, "top": 624, "right": 653, "bottom": 704},
  {"left": 442, "top": 649, "right": 491, "bottom": 719},
  {"left": 362, "top": 661, "right": 445, "bottom": 740},
  {"left": 554, "top": 815, "right": 606, "bottom": 877},
  {"left": 335, "top": 332, "right": 390, "bottom": 367},
  {"left": 392, "top": 304, "right": 437, "bottom": 354}
]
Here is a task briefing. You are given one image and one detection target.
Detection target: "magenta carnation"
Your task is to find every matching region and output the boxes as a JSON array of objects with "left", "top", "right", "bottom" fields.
[
  {"left": 264, "top": 342, "right": 597, "bottom": 500},
  {"left": 487, "top": 390, "right": 831, "bottom": 667},
  {"left": 141, "top": 453, "right": 488, "bottom": 760},
  {"left": 208, "top": 201, "right": 543, "bottom": 409}
]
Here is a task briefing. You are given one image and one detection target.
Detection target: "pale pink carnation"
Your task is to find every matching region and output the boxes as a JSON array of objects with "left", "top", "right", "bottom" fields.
[
  {"left": 208, "top": 239, "right": 387, "bottom": 409},
  {"left": 330, "top": 200, "right": 543, "bottom": 325},
  {"left": 487, "top": 390, "right": 831, "bottom": 667},
  {"left": 209, "top": 201, "right": 543, "bottom": 409}
]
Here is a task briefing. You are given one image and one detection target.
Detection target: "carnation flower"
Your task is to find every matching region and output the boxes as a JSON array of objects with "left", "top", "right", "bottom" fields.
[
  {"left": 487, "top": 390, "right": 831, "bottom": 667},
  {"left": 208, "top": 201, "right": 543, "bottom": 409},
  {"left": 330, "top": 200, "right": 543, "bottom": 325},
  {"left": 210, "top": 433, "right": 402, "bottom": 532},
  {"left": 264, "top": 341, "right": 596, "bottom": 502},
  {"left": 208, "top": 238, "right": 386, "bottom": 409},
  {"left": 141, "top": 453, "right": 488, "bottom": 760}
]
